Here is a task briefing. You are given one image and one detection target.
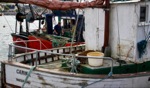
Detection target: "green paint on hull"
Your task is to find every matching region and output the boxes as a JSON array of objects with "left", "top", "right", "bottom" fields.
[{"left": 80, "top": 61, "right": 150, "bottom": 74}]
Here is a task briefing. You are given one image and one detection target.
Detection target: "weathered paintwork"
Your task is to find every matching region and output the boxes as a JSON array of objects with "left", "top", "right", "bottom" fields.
[
  {"left": 1, "top": 44, "right": 150, "bottom": 88},
  {"left": 2, "top": 61, "right": 150, "bottom": 88},
  {"left": 84, "top": 1, "right": 150, "bottom": 63},
  {"left": 2, "top": 0, "right": 150, "bottom": 88}
]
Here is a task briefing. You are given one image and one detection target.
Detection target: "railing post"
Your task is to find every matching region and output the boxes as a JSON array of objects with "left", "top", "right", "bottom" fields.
[
  {"left": 8, "top": 44, "right": 13, "bottom": 61},
  {"left": 35, "top": 51, "right": 39, "bottom": 67}
]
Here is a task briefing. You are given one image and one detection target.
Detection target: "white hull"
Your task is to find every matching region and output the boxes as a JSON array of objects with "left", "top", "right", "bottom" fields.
[
  {"left": 1, "top": 45, "right": 150, "bottom": 88},
  {"left": 2, "top": 62, "right": 150, "bottom": 88},
  {"left": 1, "top": 1, "right": 150, "bottom": 87}
]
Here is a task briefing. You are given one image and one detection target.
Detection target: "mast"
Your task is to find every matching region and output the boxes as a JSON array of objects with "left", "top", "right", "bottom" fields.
[{"left": 102, "top": 0, "right": 110, "bottom": 52}]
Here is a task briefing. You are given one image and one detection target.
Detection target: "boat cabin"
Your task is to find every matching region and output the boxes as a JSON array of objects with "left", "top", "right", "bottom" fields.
[{"left": 83, "top": 0, "right": 150, "bottom": 63}]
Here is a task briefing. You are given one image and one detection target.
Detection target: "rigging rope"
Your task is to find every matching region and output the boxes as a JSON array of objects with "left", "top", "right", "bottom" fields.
[
  {"left": 3, "top": 16, "right": 14, "bottom": 33},
  {"left": 81, "top": 71, "right": 113, "bottom": 88},
  {"left": 70, "top": 12, "right": 80, "bottom": 54},
  {"left": 116, "top": 6, "right": 121, "bottom": 60},
  {"left": 22, "top": 66, "right": 36, "bottom": 88}
]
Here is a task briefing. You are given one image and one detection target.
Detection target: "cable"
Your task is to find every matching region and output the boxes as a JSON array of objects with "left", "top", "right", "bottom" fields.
[
  {"left": 70, "top": 9, "right": 80, "bottom": 54},
  {"left": 97, "top": 8, "right": 100, "bottom": 50},
  {"left": 82, "top": 71, "right": 113, "bottom": 88},
  {"left": 3, "top": 16, "right": 14, "bottom": 33},
  {"left": 22, "top": 66, "right": 36, "bottom": 88}
]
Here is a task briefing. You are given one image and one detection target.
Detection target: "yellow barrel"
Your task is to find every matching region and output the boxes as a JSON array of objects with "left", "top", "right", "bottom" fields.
[{"left": 87, "top": 52, "right": 104, "bottom": 67}]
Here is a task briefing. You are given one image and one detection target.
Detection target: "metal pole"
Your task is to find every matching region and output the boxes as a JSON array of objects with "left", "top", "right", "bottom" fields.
[
  {"left": 35, "top": 51, "right": 39, "bottom": 67},
  {"left": 102, "top": 0, "right": 110, "bottom": 52},
  {"left": 8, "top": 44, "right": 12, "bottom": 61}
]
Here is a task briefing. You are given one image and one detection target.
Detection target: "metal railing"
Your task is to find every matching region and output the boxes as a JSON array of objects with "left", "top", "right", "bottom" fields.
[
  {"left": 8, "top": 43, "right": 113, "bottom": 73},
  {"left": 8, "top": 43, "right": 114, "bottom": 88},
  {"left": 14, "top": 39, "right": 43, "bottom": 51}
]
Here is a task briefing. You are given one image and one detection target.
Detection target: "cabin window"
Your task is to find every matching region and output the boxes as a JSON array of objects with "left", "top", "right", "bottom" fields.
[{"left": 140, "top": 6, "right": 148, "bottom": 22}]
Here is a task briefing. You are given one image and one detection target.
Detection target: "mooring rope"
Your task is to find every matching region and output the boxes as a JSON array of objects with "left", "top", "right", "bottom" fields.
[
  {"left": 81, "top": 71, "right": 113, "bottom": 88},
  {"left": 22, "top": 66, "right": 36, "bottom": 88},
  {"left": 21, "top": 51, "right": 38, "bottom": 88}
]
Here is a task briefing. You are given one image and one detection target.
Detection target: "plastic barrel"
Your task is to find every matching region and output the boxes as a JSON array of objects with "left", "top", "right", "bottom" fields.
[{"left": 87, "top": 52, "right": 104, "bottom": 67}]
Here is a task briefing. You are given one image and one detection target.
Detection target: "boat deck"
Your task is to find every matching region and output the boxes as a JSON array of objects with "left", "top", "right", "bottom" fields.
[
  {"left": 37, "top": 60, "right": 68, "bottom": 72},
  {"left": 7, "top": 44, "right": 150, "bottom": 75},
  {"left": 36, "top": 58, "right": 120, "bottom": 73}
]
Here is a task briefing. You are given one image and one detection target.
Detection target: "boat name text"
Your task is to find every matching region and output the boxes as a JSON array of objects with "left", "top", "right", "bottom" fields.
[
  {"left": 16, "top": 69, "right": 28, "bottom": 75},
  {"left": 16, "top": 78, "right": 30, "bottom": 84}
]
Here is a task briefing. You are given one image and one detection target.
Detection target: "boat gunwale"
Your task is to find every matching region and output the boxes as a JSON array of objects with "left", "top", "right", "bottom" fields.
[
  {"left": 2, "top": 60, "right": 150, "bottom": 79},
  {"left": 6, "top": 44, "right": 150, "bottom": 79}
]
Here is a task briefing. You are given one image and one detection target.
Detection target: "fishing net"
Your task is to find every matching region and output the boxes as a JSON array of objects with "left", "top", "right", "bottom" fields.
[
  {"left": 52, "top": 38, "right": 67, "bottom": 48},
  {"left": 45, "top": 35, "right": 70, "bottom": 48}
]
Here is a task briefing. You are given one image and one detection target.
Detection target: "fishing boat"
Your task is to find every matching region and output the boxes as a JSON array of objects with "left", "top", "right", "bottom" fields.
[
  {"left": 10, "top": 3, "right": 85, "bottom": 54},
  {"left": 1, "top": 0, "right": 150, "bottom": 88}
]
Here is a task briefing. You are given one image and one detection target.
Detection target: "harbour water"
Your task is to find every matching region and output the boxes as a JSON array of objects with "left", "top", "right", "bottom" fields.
[
  {"left": 0, "top": 15, "right": 39, "bottom": 61},
  {"left": 0, "top": 16, "right": 15, "bottom": 60},
  {"left": 0, "top": 16, "right": 38, "bottom": 87}
]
